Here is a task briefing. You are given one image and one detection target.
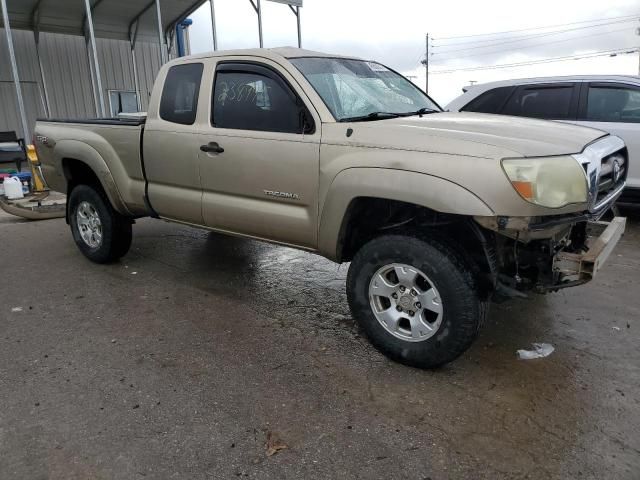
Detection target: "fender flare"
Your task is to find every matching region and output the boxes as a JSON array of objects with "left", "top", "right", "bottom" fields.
[
  {"left": 56, "top": 139, "right": 131, "bottom": 216},
  {"left": 318, "top": 167, "right": 495, "bottom": 261}
]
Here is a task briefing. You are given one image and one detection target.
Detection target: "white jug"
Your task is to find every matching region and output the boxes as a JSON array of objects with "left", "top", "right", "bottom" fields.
[{"left": 3, "top": 176, "right": 24, "bottom": 200}]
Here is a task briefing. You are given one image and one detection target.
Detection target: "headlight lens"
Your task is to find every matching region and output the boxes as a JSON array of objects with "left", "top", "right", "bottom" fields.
[{"left": 501, "top": 156, "right": 587, "bottom": 208}]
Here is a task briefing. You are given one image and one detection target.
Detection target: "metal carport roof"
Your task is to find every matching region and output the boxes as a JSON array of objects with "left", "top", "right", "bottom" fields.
[
  {"left": 1, "top": 0, "right": 304, "bottom": 138},
  {"left": 1, "top": 0, "right": 208, "bottom": 136},
  {"left": 2, "top": 0, "right": 206, "bottom": 42}
]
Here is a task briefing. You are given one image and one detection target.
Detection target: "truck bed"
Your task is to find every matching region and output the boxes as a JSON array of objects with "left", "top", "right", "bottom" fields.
[{"left": 35, "top": 117, "right": 148, "bottom": 217}]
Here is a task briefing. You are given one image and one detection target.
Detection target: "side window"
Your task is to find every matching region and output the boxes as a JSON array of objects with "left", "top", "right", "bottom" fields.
[
  {"left": 586, "top": 86, "right": 640, "bottom": 123},
  {"left": 212, "top": 69, "right": 302, "bottom": 133},
  {"left": 461, "top": 86, "right": 514, "bottom": 114},
  {"left": 502, "top": 85, "right": 574, "bottom": 119},
  {"left": 160, "top": 63, "right": 204, "bottom": 125},
  {"left": 108, "top": 90, "right": 139, "bottom": 116}
]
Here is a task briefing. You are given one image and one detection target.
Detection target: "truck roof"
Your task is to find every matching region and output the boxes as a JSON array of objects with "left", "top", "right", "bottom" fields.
[{"left": 171, "top": 47, "right": 361, "bottom": 64}]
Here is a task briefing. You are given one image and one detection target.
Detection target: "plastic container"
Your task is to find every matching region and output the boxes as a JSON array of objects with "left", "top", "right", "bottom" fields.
[
  {"left": 13, "top": 172, "right": 32, "bottom": 194},
  {"left": 3, "top": 176, "right": 24, "bottom": 199}
]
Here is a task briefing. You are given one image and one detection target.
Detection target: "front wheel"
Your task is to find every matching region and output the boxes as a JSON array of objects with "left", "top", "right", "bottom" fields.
[
  {"left": 68, "top": 184, "right": 132, "bottom": 263},
  {"left": 346, "top": 234, "right": 486, "bottom": 368}
]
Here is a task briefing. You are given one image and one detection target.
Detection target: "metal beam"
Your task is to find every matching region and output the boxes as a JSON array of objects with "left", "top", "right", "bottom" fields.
[
  {"left": 1, "top": 0, "right": 30, "bottom": 140},
  {"left": 129, "top": 21, "right": 143, "bottom": 112},
  {"left": 29, "top": 0, "right": 45, "bottom": 29},
  {"left": 288, "top": 5, "right": 301, "bottom": 48},
  {"left": 163, "top": 0, "right": 207, "bottom": 43},
  {"left": 81, "top": 0, "right": 106, "bottom": 36},
  {"left": 127, "top": 0, "right": 155, "bottom": 35},
  {"left": 249, "top": 0, "right": 263, "bottom": 48},
  {"left": 83, "top": 0, "right": 105, "bottom": 116},
  {"left": 33, "top": 30, "right": 51, "bottom": 117},
  {"left": 31, "top": 5, "right": 51, "bottom": 117},
  {"left": 85, "top": 35, "right": 101, "bottom": 116},
  {"left": 131, "top": 49, "right": 142, "bottom": 112},
  {"left": 210, "top": 0, "right": 218, "bottom": 51},
  {"left": 155, "top": 0, "right": 167, "bottom": 64}
]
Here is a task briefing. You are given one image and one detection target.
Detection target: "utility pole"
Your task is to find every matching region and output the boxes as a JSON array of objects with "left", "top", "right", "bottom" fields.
[{"left": 420, "top": 33, "right": 429, "bottom": 94}]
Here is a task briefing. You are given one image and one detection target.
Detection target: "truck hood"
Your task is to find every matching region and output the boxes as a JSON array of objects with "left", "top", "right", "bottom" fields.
[{"left": 339, "top": 112, "right": 607, "bottom": 159}]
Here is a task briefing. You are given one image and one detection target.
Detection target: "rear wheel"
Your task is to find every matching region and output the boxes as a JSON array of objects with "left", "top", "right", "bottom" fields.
[
  {"left": 68, "top": 184, "right": 132, "bottom": 263},
  {"left": 347, "top": 234, "right": 485, "bottom": 368}
]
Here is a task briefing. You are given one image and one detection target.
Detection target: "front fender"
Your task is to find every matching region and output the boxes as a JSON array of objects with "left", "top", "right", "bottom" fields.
[{"left": 317, "top": 167, "right": 494, "bottom": 261}]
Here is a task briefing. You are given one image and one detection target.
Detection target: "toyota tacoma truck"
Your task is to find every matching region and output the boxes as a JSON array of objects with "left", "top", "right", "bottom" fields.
[{"left": 33, "top": 48, "right": 627, "bottom": 368}]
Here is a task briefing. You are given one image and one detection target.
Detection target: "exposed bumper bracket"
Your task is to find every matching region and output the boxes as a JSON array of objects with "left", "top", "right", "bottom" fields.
[{"left": 550, "top": 217, "right": 626, "bottom": 290}]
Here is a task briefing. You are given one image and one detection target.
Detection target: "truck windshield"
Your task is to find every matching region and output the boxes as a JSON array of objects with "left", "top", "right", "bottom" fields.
[{"left": 290, "top": 57, "right": 440, "bottom": 122}]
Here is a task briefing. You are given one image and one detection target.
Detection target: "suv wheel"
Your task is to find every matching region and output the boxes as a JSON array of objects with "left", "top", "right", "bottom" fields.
[
  {"left": 68, "top": 184, "right": 132, "bottom": 263},
  {"left": 347, "top": 234, "right": 485, "bottom": 368}
]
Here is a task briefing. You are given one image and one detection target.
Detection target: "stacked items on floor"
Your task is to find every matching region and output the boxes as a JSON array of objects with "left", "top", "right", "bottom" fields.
[{"left": 0, "top": 144, "right": 66, "bottom": 220}]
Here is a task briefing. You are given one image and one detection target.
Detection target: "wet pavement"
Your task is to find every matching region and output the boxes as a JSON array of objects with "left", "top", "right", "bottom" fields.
[{"left": 1, "top": 207, "right": 639, "bottom": 479}]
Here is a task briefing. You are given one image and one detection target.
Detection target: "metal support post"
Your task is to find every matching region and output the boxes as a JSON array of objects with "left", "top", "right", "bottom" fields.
[
  {"left": 129, "top": 20, "right": 142, "bottom": 112},
  {"left": 210, "top": 0, "right": 218, "bottom": 50},
  {"left": 84, "top": 36, "right": 100, "bottom": 116},
  {"left": 249, "top": 0, "right": 263, "bottom": 48},
  {"left": 83, "top": 0, "right": 105, "bottom": 116},
  {"left": 33, "top": 31, "right": 51, "bottom": 117},
  {"left": 155, "top": 0, "right": 167, "bottom": 64},
  {"left": 296, "top": 5, "right": 301, "bottom": 48},
  {"left": 287, "top": 4, "right": 301, "bottom": 48},
  {"left": 1, "top": 0, "right": 30, "bottom": 139}
]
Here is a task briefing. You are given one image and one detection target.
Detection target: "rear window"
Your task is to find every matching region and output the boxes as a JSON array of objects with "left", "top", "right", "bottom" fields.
[
  {"left": 502, "top": 85, "right": 574, "bottom": 119},
  {"left": 160, "top": 63, "right": 204, "bottom": 125},
  {"left": 461, "top": 86, "right": 514, "bottom": 113}
]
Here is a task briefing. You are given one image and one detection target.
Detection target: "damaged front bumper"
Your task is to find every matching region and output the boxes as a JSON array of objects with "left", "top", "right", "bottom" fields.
[{"left": 550, "top": 217, "right": 626, "bottom": 290}]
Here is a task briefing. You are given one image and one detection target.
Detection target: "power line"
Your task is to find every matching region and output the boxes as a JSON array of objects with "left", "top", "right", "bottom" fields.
[
  {"left": 432, "top": 26, "right": 633, "bottom": 61},
  {"left": 432, "top": 18, "right": 638, "bottom": 52},
  {"left": 430, "top": 48, "right": 639, "bottom": 74},
  {"left": 433, "top": 13, "right": 640, "bottom": 42}
]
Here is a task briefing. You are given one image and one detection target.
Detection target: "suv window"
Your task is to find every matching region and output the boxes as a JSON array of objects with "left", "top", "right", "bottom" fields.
[
  {"left": 586, "top": 86, "right": 640, "bottom": 123},
  {"left": 212, "top": 69, "right": 302, "bottom": 133},
  {"left": 502, "top": 85, "right": 574, "bottom": 119},
  {"left": 160, "top": 63, "right": 203, "bottom": 125},
  {"left": 461, "top": 86, "right": 514, "bottom": 113}
]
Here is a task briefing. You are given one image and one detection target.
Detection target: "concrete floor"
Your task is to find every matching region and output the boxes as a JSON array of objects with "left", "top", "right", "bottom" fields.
[{"left": 1, "top": 208, "right": 639, "bottom": 479}]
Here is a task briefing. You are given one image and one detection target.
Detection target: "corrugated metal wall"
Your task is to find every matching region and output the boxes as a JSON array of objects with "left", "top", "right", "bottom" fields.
[{"left": 0, "top": 28, "right": 166, "bottom": 138}]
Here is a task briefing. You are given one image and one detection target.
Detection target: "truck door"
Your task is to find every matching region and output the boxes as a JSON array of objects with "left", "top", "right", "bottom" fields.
[
  {"left": 197, "top": 60, "right": 321, "bottom": 249},
  {"left": 144, "top": 62, "right": 205, "bottom": 224}
]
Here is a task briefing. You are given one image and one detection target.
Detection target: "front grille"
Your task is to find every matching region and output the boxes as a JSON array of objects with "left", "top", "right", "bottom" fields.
[
  {"left": 574, "top": 136, "right": 626, "bottom": 213},
  {"left": 595, "top": 149, "right": 627, "bottom": 205}
]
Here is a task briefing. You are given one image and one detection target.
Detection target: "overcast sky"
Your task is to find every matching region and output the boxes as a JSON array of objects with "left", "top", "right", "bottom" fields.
[{"left": 187, "top": 0, "right": 640, "bottom": 105}]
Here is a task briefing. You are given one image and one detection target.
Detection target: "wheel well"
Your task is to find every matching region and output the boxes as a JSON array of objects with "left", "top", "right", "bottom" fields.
[
  {"left": 337, "top": 197, "right": 497, "bottom": 297},
  {"left": 61, "top": 158, "right": 105, "bottom": 224},
  {"left": 62, "top": 158, "right": 103, "bottom": 192}
]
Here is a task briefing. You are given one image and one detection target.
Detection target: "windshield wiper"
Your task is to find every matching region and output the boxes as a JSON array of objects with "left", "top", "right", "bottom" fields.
[
  {"left": 339, "top": 112, "right": 403, "bottom": 122},
  {"left": 405, "top": 107, "right": 439, "bottom": 117}
]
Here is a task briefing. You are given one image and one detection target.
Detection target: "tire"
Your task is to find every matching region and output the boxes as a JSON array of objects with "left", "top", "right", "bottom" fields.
[
  {"left": 347, "top": 234, "right": 485, "bottom": 368},
  {"left": 68, "top": 184, "right": 132, "bottom": 264}
]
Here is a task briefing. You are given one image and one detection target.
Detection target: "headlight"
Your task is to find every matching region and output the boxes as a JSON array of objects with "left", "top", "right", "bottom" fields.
[{"left": 501, "top": 156, "right": 588, "bottom": 208}]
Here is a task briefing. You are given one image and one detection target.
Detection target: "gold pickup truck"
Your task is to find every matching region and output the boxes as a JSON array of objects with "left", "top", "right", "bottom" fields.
[{"left": 34, "top": 48, "right": 627, "bottom": 368}]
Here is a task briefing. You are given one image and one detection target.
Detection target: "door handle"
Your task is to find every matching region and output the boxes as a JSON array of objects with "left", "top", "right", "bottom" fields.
[{"left": 200, "top": 142, "right": 224, "bottom": 154}]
